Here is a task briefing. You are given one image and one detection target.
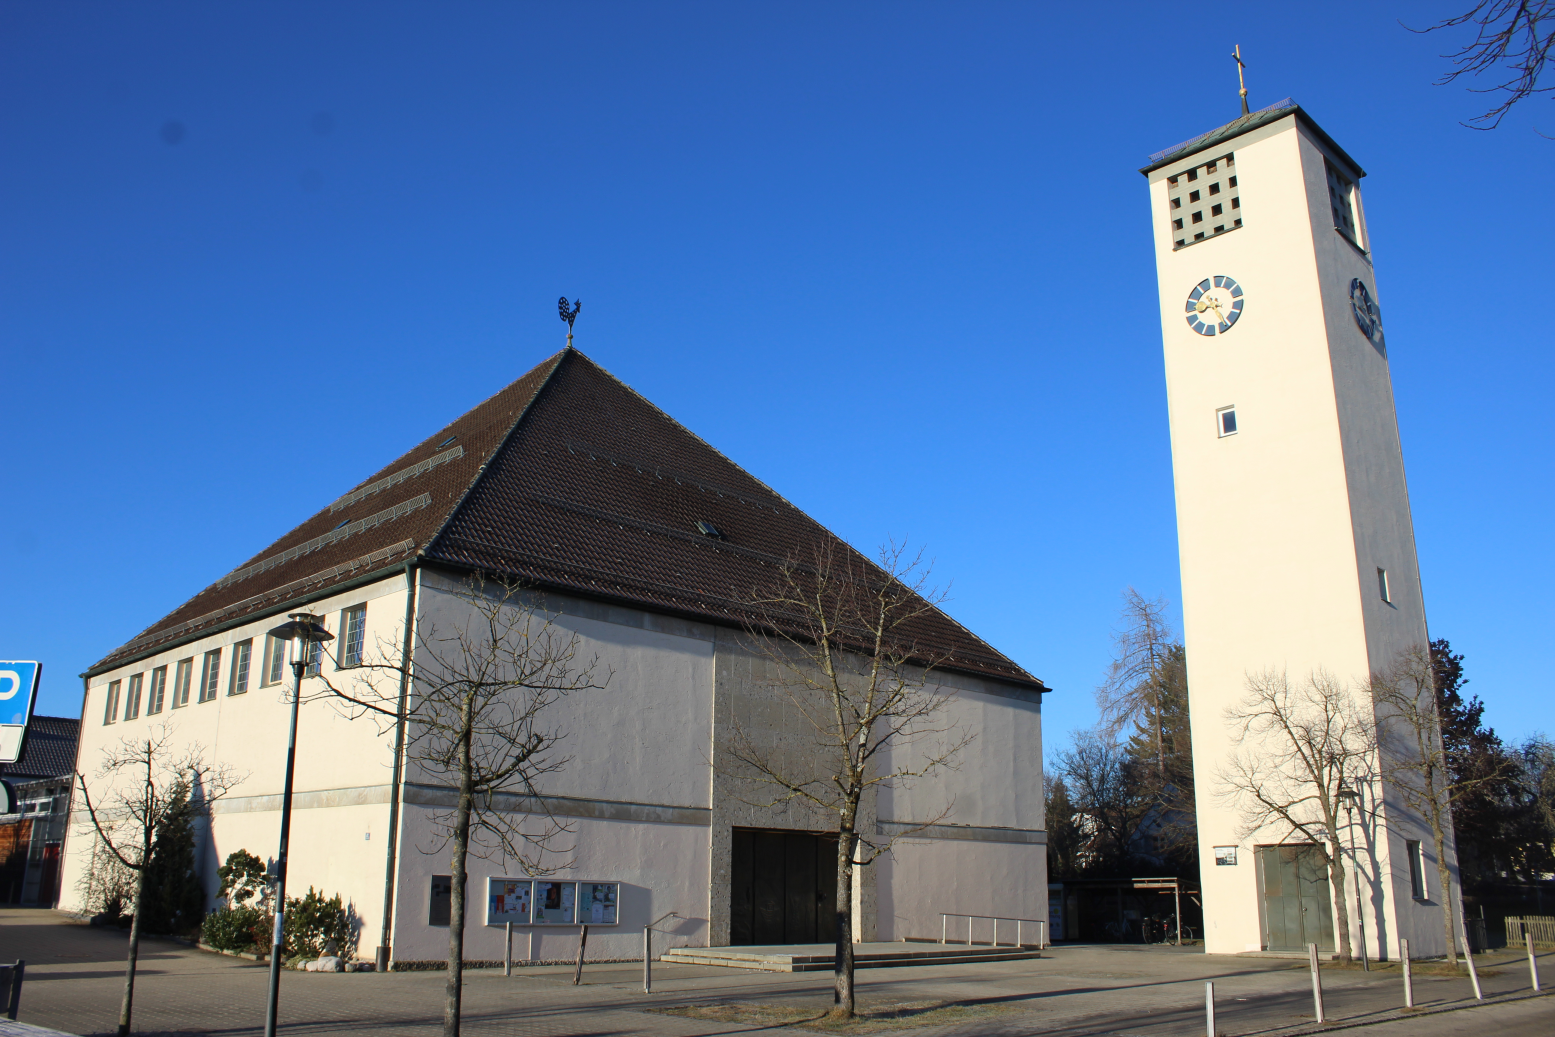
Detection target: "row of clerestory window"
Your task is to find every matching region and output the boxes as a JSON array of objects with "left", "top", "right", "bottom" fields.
[
  {"left": 101, "top": 603, "right": 368, "bottom": 724},
  {"left": 1167, "top": 153, "right": 1243, "bottom": 248}
]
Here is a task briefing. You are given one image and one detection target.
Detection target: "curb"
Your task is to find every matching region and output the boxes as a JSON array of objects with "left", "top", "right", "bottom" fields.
[{"left": 1248, "top": 988, "right": 1553, "bottom": 1036}]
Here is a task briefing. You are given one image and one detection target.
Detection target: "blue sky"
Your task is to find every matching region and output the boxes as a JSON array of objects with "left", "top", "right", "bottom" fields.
[{"left": 3, "top": 2, "right": 1550, "bottom": 754}]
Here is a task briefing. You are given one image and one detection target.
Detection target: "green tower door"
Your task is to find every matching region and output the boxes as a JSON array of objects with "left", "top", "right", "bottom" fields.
[{"left": 1257, "top": 845, "right": 1335, "bottom": 952}]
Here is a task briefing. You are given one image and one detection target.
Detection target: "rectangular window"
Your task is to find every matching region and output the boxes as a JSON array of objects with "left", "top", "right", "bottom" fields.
[
  {"left": 104, "top": 680, "right": 121, "bottom": 725},
  {"left": 199, "top": 650, "right": 222, "bottom": 702},
  {"left": 125, "top": 673, "right": 143, "bottom": 720},
  {"left": 1217, "top": 406, "right": 1238, "bottom": 437},
  {"left": 1377, "top": 567, "right": 1391, "bottom": 603},
  {"left": 340, "top": 605, "right": 367, "bottom": 668},
  {"left": 148, "top": 666, "right": 167, "bottom": 714},
  {"left": 172, "top": 658, "right": 194, "bottom": 708},
  {"left": 429, "top": 875, "right": 453, "bottom": 926},
  {"left": 263, "top": 635, "right": 288, "bottom": 686},
  {"left": 1407, "top": 840, "right": 1426, "bottom": 898},
  {"left": 1209, "top": 182, "right": 1221, "bottom": 195},
  {"left": 306, "top": 638, "right": 323, "bottom": 676},
  {"left": 229, "top": 640, "right": 252, "bottom": 695}
]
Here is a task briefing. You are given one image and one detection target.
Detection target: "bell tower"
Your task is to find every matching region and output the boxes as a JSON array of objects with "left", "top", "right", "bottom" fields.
[{"left": 1140, "top": 99, "right": 1454, "bottom": 957}]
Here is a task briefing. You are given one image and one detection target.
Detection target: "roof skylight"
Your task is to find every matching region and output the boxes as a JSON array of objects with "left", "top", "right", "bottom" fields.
[
  {"left": 695, "top": 520, "right": 723, "bottom": 539},
  {"left": 437, "top": 435, "right": 458, "bottom": 448}
]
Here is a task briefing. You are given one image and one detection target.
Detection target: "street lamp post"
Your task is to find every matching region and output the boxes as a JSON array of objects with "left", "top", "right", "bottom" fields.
[
  {"left": 1336, "top": 780, "right": 1369, "bottom": 971},
  {"left": 262, "top": 613, "right": 333, "bottom": 1037}
]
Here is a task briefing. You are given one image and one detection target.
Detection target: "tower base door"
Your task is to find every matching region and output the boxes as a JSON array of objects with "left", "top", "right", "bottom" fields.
[{"left": 1257, "top": 844, "right": 1335, "bottom": 952}]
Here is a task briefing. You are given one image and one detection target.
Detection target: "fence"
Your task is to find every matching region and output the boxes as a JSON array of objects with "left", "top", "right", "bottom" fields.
[{"left": 1505, "top": 916, "right": 1555, "bottom": 947}]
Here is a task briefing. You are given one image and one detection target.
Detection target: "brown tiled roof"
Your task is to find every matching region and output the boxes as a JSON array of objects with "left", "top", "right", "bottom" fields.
[
  {"left": 90, "top": 350, "right": 1041, "bottom": 689},
  {"left": 0, "top": 716, "right": 81, "bottom": 782}
]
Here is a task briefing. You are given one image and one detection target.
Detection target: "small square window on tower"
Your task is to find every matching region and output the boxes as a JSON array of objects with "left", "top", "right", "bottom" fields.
[
  {"left": 1377, "top": 567, "right": 1391, "bottom": 603},
  {"left": 1326, "top": 158, "right": 1359, "bottom": 241},
  {"left": 1216, "top": 406, "right": 1237, "bottom": 437}
]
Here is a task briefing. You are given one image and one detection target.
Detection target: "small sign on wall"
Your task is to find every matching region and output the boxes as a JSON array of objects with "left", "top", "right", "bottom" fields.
[
  {"left": 485, "top": 877, "right": 619, "bottom": 926},
  {"left": 1214, "top": 846, "right": 1239, "bottom": 866}
]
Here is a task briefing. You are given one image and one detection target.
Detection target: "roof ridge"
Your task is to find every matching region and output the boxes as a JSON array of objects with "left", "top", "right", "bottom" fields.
[{"left": 420, "top": 347, "right": 571, "bottom": 560}]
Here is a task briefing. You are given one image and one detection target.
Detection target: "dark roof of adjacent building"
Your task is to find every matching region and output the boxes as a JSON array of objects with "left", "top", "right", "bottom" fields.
[
  {"left": 90, "top": 349, "right": 1043, "bottom": 690},
  {"left": 0, "top": 716, "right": 81, "bottom": 783},
  {"left": 1139, "top": 98, "right": 1365, "bottom": 178}
]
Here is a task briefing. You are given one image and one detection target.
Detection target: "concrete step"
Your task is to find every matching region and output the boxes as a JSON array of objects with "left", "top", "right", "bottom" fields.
[{"left": 660, "top": 942, "right": 1044, "bottom": 973}]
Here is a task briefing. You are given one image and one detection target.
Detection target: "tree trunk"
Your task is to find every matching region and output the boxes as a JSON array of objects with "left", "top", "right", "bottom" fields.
[
  {"left": 832, "top": 825, "right": 856, "bottom": 1018},
  {"left": 1324, "top": 839, "right": 1353, "bottom": 963},
  {"left": 445, "top": 708, "right": 474, "bottom": 1037},
  {"left": 1429, "top": 818, "right": 1459, "bottom": 966},
  {"left": 119, "top": 862, "right": 148, "bottom": 1036}
]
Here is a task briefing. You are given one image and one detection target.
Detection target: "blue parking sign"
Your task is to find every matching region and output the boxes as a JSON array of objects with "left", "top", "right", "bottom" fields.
[{"left": 0, "top": 661, "right": 41, "bottom": 764}]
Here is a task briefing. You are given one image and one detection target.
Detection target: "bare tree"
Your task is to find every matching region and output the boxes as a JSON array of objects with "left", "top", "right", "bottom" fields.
[
  {"left": 1368, "top": 644, "right": 1509, "bottom": 966},
  {"left": 1096, "top": 589, "right": 1178, "bottom": 779},
  {"left": 1408, "top": 1, "right": 1554, "bottom": 131},
  {"left": 1053, "top": 729, "right": 1154, "bottom": 873},
  {"left": 1219, "top": 670, "right": 1376, "bottom": 962},
  {"left": 75, "top": 727, "right": 243, "bottom": 1037},
  {"left": 317, "top": 575, "right": 609, "bottom": 1037},
  {"left": 723, "top": 541, "right": 973, "bottom": 1019}
]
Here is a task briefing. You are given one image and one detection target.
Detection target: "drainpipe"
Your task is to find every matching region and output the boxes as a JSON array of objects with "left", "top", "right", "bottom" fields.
[{"left": 376, "top": 562, "right": 419, "bottom": 972}]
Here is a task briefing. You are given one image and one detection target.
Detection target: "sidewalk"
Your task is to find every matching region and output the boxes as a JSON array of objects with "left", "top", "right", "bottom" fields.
[{"left": 3, "top": 907, "right": 1550, "bottom": 1036}]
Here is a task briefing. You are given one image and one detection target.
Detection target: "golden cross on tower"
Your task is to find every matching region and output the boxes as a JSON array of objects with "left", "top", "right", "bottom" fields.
[{"left": 1233, "top": 44, "right": 1249, "bottom": 116}]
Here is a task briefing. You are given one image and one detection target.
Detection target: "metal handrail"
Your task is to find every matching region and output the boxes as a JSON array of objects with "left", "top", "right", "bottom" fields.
[{"left": 940, "top": 913, "right": 1046, "bottom": 949}]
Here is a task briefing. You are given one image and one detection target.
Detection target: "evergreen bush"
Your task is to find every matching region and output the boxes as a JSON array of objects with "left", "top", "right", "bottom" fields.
[{"left": 282, "top": 887, "right": 357, "bottom": 960}]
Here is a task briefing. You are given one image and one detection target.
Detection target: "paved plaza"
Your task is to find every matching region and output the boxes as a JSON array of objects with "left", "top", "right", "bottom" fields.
[{"left": 2, "top": 908, "right": 1550, "bottom": 1037}]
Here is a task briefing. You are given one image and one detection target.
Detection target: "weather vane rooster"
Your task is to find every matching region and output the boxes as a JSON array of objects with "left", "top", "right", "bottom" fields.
[{"left": 559, "top": 297, "right": 581, "bottom": 347}]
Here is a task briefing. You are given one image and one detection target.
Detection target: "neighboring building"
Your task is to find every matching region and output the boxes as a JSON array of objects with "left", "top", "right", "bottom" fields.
[
  {"left": 0, "top": 715, "right": 80, "bottom": 906},
  {"left": 1142, "top": 100, "right": 1451, "bottom": 957},
  {"left": 60, "top": 347, "right": 1047, "bottom": 964}
]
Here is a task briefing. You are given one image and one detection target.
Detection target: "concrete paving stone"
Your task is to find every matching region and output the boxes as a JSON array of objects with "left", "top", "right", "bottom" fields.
[{"left": 3, "top": 908, "right": 1550, "bottom": 1037}]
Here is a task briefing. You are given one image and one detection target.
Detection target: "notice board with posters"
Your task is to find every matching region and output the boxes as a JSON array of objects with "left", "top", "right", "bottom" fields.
[{"left": 485, "top": 877, "right": 619, "bottom": 926}]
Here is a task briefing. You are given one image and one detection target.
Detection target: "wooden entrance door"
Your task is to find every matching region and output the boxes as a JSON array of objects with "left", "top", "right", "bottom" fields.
[{"left": 729, "top": 828, "right": 838, "bottom": 945}]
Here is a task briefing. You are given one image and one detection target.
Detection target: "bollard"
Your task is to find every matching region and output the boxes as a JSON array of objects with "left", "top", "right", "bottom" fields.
[
  {"left": 1529, "top": 932, "right": 1541, "bottom": 993},
  {"left": 3, "top": 960, "right": 23, "bottom": 1022},
  {"left": 504, "top": 923, "right": 512, "bottom": 977},
  {"left": 1204, "top": 980, "right": 1215, "bottom": 1037},
  {"left": 643, "top": 927, "right": 652, "bottom": 994},
  {"left": 1401, "top": 939, "right": 1413, "bottom": 1008},
  {"left": 1308, "top": 943, "right": 1325, "bottom": 1023},
  {"left": 1464, "top": 943, "right": 1483, "bottom": 1000},
  {"left": 573, "top": 924, "right": 589, "bottom": 985}
]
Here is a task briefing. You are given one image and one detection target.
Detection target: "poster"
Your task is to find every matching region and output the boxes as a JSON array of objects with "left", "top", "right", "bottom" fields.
[
  {"left": 580, "top": 882, "right": 618, "bottom": 925},
  {"left": 487, "top": 878, "right": 532, "bottom": 924},
  {"left": 532, "top": 880, "right": 576, "bottom": 924}
]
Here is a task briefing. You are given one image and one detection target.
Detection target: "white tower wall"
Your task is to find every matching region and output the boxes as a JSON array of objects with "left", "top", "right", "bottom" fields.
[{"left": 1143, "top": 108, "right": 1454, "bottom": 958}]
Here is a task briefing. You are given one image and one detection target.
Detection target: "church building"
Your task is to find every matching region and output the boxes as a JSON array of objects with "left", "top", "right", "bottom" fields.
[
  {"left": 61, "top": 347, "right": 1047, "bottom": 966},
  {"left": 1143, "top": 99, "right": 1455, "bottom": 958}
]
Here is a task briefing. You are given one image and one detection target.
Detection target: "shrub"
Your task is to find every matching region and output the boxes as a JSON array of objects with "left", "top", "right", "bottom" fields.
[
  {"left": 217, "top": 849, "right": 270, "bottom": 908},
  {"left": 282, "top": 887, "right": 357, "bottom": 959},
  {"left": 202, "top": 904, "right": 272, "bottom": 953},
  {"left": 138, "top": 784, "right": 206, "bottom": 935}
]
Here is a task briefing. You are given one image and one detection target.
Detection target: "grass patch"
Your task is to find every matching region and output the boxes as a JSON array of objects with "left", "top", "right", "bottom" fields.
[{"left": 650, "top": 999, "right": 1019, "bottom": 1033}]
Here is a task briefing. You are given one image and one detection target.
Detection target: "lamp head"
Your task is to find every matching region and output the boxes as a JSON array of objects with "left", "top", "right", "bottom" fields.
[
  {"left": 1336, "top": 781, "right": 1360, "bottom": 808},
  {"left": 267, "top": 612, "right": 334, "bottom": 649}
]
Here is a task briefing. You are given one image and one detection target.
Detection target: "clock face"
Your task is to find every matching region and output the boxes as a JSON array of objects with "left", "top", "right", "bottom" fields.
[
  {"left": 1184, "top": 276, "right": 1244, "bottom": 336},
  {"left": 1350, "top": 278, "right": 1384, "bottom": 345}
]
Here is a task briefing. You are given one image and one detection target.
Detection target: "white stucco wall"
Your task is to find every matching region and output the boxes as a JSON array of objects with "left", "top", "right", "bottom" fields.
[{"left": 61, "top": 573, "right": 411, "bottom": 954}]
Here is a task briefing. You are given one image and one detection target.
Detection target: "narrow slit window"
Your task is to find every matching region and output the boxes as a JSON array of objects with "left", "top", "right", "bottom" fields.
[
  {"left": 1217, "top": 406, "right": 1238, "bottom": 437},
  {"left": 172, "top": 658, "right": 194, "bottom": 708},
  {"left": 125, "top": 673, "right": 143, "bottom": 720},
  {"left": 264, "top": 635, "right": 288, "bottom": 686},
  {"left": 1377, "top": 567, "right": 1391, "bottom": 603},
  {"left": 340, "top": 605, "right": 367, "bottom": 668},
  {"left": 148, "top": 666, "right": 167, "bottom": 714},
  {"left": 1407, "top": 840, "right": 1426, "bottom": 898},
  {"left": 229, "top": 640, "right": 252, "bottom": 695},
  {"left": 199, "top": 649, "right": 222, "bottom": 702}
]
